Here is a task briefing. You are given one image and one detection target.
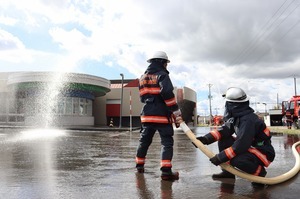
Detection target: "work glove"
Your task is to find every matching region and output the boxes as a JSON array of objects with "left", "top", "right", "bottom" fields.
[
  {"left": 209, "top": 155, "right": 222, "bottom": 166},
  {"left": 172, "top": 110, "right": 182, "bottom": 128},
  {"left": 196, "top": 136, "right": 209, "bottom": 145},
  {"left": 192, "top": 136, "right": 209, "bottom": 148}
]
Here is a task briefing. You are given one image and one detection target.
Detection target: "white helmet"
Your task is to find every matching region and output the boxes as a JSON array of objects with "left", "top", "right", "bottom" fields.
[
  {"left": 147, "top": 51, "right": 170, "bottom": 63},
  {"left": 222, "top": 87, "right": 249, "bottom": 102}
]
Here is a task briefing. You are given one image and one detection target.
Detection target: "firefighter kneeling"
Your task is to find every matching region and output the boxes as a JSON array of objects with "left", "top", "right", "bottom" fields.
[{"left": 196, "top": 87, "right": 275, "bottom": 187}]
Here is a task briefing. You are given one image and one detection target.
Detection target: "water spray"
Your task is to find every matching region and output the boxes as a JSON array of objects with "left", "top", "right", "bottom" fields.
[{"left": 180, "top": 122, "right": 300, "bottom": 185}]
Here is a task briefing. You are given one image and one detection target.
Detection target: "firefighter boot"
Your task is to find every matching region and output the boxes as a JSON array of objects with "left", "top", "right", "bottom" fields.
[
  {"left": 212, "top": 170, "right": 235, "bottom": 179},
  {"left": 136, "top": 164, "right": 144, "bottom": 173},
  {"left": 251, "top": 167, "right": 267, "bottom": 188},
  {"left": 160, "top": 167, "right": 179, "bottom": 181}
]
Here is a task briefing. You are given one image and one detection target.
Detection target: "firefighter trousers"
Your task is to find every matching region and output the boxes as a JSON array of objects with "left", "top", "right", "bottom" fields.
[
  {"left": 136, "top": 123, "right": 174, "bottom": 165},
  {"left": 218, "top": 136, "right": 266, "bottom": 176}
]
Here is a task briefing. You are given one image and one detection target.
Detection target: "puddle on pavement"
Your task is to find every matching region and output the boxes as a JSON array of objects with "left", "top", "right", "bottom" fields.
[{"left": 0, "top": 127, "right": 299, "bottom": 199}]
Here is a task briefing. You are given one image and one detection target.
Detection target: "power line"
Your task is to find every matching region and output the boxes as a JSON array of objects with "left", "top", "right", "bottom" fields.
[
  {"left": 252, "top": 18, "right": 300, "bottom": 64},
  {"left": 229, "top": 0, "right": 290, "bottom": 65},
  {"left": 229, "top": 0, "right": 298, "bottom": 66},
  {"left": 251, "top": 3, "right": 300, "bottom": 62}
]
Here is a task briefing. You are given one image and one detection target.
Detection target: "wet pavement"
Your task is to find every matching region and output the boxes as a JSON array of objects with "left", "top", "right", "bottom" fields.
[{"left": 0, "top": 127, "right": 299, "bottom": 199}]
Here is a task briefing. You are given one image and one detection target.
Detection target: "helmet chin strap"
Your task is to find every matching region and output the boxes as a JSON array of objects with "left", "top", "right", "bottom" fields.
[{"left": 223, "top": 106, "right": 230, "bottom": 121}]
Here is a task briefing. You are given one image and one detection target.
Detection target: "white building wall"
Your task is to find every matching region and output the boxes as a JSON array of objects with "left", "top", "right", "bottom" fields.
[{"left": 25, "top": 116, "right": 94, "bottom": 126}]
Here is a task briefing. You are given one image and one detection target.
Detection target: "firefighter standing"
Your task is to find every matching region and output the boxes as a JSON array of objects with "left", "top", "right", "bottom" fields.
[
  {"left": 196, "top": 87, "right": 275, "bottom": 186},
  {"left": 285, "top": 110, "right": 292, "bottom": 129},
  {"left": 135, "top": 51, "right": 182, "bottom": 181}
]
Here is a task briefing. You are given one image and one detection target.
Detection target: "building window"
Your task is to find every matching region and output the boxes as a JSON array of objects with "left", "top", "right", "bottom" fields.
[
  {"left": 55, "top": 97, "right": 93, "bottom": 116},
  {"left": 86, "top": 99, "right": 92, "bottom": 115},
  {"left": 0, "top": 94, "right": 25, "bottom": 124},
  {"left": 2, "top": 94, "right": 93, "bottom": 121},
  {"left": 65, "top": 98, "right": 73, "bottom": 115},
  {"left": 0, "top": 94, "right": 7, "bottom": 114},
  {"left": 0, "top": 116, "right": 7, "bottom": 122},
  {"left": 57, "top": 99, "right": 65, "bottom": 115},
  {"left": 73, "top": 98, "right": 79, "bottom": 114}
]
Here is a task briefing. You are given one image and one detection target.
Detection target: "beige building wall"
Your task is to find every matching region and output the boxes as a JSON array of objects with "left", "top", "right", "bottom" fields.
[
  {"left": 101, "top": 84, "right": 197, "bottom": 127},
  {"left": 122, "top": 87, "right": 143, "bottom": 116},
  {"left": 183, "top": 86, "right": 197, "bottom": 102},
  {"left": 94, "top": 86, "right": 143, "bottom": 126},
  {"left": 94, "top": 96, "right": 107, "bottom": 126},
  {"left": 104, "top": 87, "right": 143, "bottom": 116},
  {"left": 183, "top": 86, "right": 197, "bottom": 126}
]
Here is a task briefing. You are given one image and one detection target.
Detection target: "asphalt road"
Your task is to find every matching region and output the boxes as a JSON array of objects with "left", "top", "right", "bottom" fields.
[{"left": 0, "top": 127, "right": 299, "bottom": 199}]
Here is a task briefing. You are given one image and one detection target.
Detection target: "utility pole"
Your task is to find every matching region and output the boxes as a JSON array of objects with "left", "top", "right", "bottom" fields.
[
  {"left": 119, "top": 73, "right": 124, "bottom": 128},
  {"left": 208, "top": 84, "right": 213, "bottom": 125},
  {"left": 263, "top": 103, "right": 267, "bottom": 116},
  {"left": 277, "top": 93, "right": 279, "bottom": 109},
  {"left": 294, "top": 75, "right": 297, "bottom": 96}
]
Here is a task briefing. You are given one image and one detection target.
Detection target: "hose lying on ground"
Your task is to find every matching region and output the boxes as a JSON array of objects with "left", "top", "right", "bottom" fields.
[{"left": 180, "top": 122, "right": 300, "bottom": 185}]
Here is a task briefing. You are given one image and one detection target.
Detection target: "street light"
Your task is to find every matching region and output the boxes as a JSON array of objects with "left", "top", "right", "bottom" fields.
[
  {"left": 257, "top": 102, "right": 267, "bottom": 115},
  {"left": 119, "top": 73, "right": 124, "bottom": 128},
  {"left": 261, "top": 102, "right": 267, "bottom": 115}
]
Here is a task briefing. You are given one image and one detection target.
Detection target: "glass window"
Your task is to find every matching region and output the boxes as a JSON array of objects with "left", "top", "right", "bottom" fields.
[
  {"left": 26, "top": 97, "right": 36, "bottom": 115},
  {"left": 79, "top": 104, "right": 84, "bottom": 115},
  {"left": 73, "top": 98, "right": 79, "bottom": 114},
  {"left": 0, "top": 116, "right": 7, "bottom": 122},
  {"left": 17, "top": 99, "right": 24, "bottom": 114},
  {"left": 57, "top": 99, "right": 65, "bottom": 114},
  {"left": 0, "top": 97, "right": 7, "bottom": 114},
  {"left": 86, "top": 100, "right": 93, "bottom": 116},
  {"left": 9, "top": 116, "right": 16, "bottom": 122},
  {"left": 8, "top": 97, "right": 16, "bottom": 114},
  {"left": 17, "top": 116, "right": 24, "bottom": 122},
  {"left": 290, "top": 101, "right": 295, "bottom": 109},
  {"left": 16, "top": 96, "right": 93, "bottom": 117},
  {"left": 65, "top": 98, "right": 73, "bottom": 115},
  {"left": 80, "top": 98, "right": 88, "bottom": 115}
]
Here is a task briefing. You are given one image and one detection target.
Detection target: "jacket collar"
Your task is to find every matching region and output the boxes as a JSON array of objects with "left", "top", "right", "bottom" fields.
[{"left": 145, "top": 62, "right": 169, "bottom": 74}]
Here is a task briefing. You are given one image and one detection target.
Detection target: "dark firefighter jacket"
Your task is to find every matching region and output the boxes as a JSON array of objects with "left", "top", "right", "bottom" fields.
[
  {"left": 204, "top": 101, "right": 275, "bottom": 167},
  {"left": 139, "top": 61, "right": 179, "bottom": 124}
]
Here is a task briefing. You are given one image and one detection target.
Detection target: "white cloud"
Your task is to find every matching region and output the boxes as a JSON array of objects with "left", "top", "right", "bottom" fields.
[
  {"left": 0, "top": 15, "right": 18, "bottom": 26},
  {"left": 0, "top": 0, "right": 300, "bottom": 114}
]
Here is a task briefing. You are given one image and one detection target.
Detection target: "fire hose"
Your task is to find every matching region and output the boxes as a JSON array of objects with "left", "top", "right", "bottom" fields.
[{"left": 180, "top": 122, "right": 300, "bottom": 185}]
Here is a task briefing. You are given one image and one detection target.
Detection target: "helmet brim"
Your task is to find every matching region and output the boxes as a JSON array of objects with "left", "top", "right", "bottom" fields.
[
  {"left": 147, "top": 58, "right": 170, "bottom": 63},
  {"left": 225, "top": 96, "right": 250, "bottom": 102}
]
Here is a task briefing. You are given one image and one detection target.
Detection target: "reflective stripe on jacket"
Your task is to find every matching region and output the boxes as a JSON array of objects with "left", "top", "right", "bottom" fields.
[
  {"left": 214, "top": 111, "right": 275, "bottom": 165},
  {"left": 139, "top": 62, "right": 179, "bottom": 124}
]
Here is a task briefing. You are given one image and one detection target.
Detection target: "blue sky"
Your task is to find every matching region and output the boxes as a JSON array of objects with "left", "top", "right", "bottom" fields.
[{"left": 1, "top": 0, "right": 300, "bottom": 115}]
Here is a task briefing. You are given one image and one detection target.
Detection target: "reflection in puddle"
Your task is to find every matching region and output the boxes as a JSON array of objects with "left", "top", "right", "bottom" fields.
[
  {"left": 19, "top": 129, "right": 67, "bottom": 140},
  {"left": 284, "top": 134, "right": 300, "bottom": 149},
  {"left": 0, "top": 127, "right": 299, "bottom": 198},
  {"left": 3, "top": 129, "right": 67, "bottom": 143}
]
